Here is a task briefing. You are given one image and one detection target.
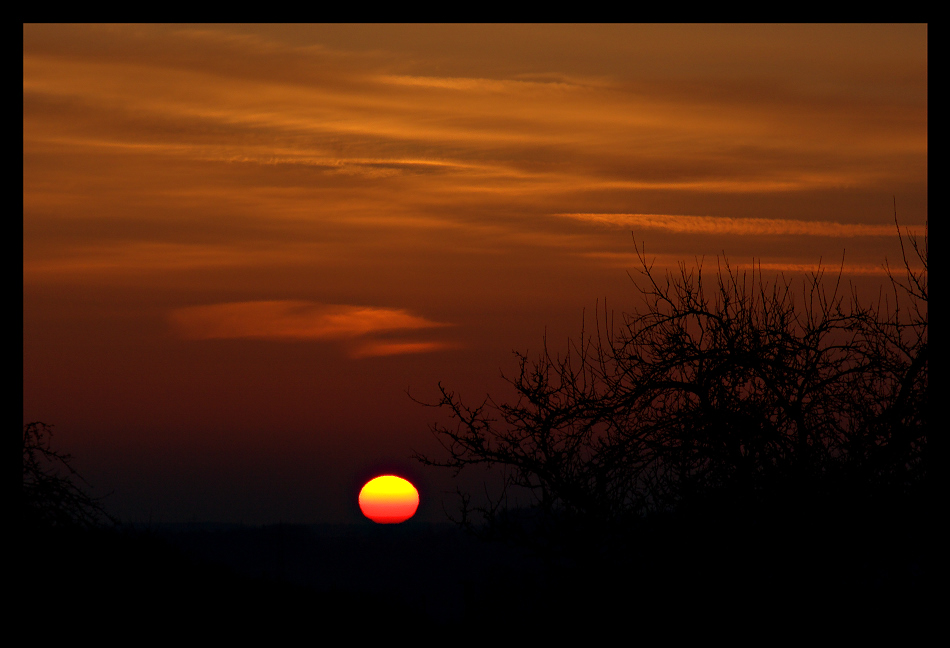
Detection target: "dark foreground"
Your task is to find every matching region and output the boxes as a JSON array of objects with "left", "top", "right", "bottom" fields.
[{"left": 18, "top": 500, "right": 934, "bottom": 640}]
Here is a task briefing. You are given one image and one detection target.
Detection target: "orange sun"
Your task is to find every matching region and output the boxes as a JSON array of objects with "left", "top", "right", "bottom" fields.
[{"left": 358, "top": 475, "right": 420, "bottom": 524}]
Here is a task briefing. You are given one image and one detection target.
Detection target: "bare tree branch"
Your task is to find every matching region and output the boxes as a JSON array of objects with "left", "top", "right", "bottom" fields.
[
  {"left": 415, "top": 224, "right": 927, "bottom": 556},
  {"left": 22, "top": 422, "right": 115, "bottom": 530}
]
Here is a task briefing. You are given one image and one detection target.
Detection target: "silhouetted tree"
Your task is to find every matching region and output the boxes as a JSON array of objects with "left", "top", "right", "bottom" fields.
[
  {"left": 22, "top": 422, "right": 113, "bottom": 530},
  {"left": 415, "top": 220, "right": 927, "bottom": 563}
]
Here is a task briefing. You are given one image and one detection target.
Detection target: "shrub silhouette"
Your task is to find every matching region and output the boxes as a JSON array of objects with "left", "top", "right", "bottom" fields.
[
  {"left": 415, "top": 220, "right": 927, "bottom": 565},
  {"left": 21, "top": 421, "right": 113, "bottom": 530}
]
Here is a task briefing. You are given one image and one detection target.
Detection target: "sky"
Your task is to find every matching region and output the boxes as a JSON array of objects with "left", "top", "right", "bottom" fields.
[{"left": 23, "top": 24, "right": 927, "bottom": 525}]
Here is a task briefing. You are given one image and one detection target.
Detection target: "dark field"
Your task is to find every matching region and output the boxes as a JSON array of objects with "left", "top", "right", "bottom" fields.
[{"left": 19, "top": 496, "right": 933, "bottom": 640}]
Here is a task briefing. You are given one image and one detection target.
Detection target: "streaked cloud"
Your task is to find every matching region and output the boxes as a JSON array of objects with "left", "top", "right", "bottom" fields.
[
  {"left": 349, "top": 340, "right": 459, "bottom": 359},
  {"left": 23, "top": 241, "right": 343, "bottom": 279},
  {"left": 169, "top": 301, "right": 451, "bottom": 353},
  {"left": 24, "top": 25, "right": 927, "bottom": 361},
  {"left": 23, "top": 25, "right": 926, "bottom": 283},
  {"left": 23, "top": 24, "right": 927, "bottom": 224},
  {"left": 583, "top": 251, "right": 904, "bottom": 275},
  {"left": 557, "top": 213, "right": 924, "bottom": 238}
]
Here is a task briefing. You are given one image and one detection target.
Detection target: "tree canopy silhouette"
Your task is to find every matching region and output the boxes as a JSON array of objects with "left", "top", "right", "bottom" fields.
[{"left": 414, "top": 221, "right": 927, "bottom": 560}]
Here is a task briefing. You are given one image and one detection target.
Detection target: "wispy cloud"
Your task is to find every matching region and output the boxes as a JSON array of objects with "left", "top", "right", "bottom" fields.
[
  {"left": 583, "top": 251, "right": 901, "bottom": 275},
  {"left": 349, "top": 340, "right": 459, "bottom": 359},
  {"left": 557, "top": 213, "right": 923, "bottom": 238},
  {"left": 24, "top": 25, "right": 927, "bottom": 364},
  {"left": 23, "top": 242, "right": 339, "bottom": 278},
  {"left": 169, "top": 301, "right": 452, "bottom": 357}
]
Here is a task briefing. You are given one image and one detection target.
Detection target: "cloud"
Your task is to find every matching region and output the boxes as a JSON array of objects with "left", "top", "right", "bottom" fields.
[
  {"left": 557, "top": 213, "right": 924, "bottom": 238},
  {"left": 583, "top": 251, "right": 901, "bottom": 275},
  {"left": 348, "top": 340, "right": 459, "bottom": 359},
  {"left": 169, "top": 301, "right": 449, "bottom": 344}
]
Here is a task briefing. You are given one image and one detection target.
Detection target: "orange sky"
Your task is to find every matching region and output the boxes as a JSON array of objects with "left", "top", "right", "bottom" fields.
[{"left": 23, "top": 24, "right": 927, "bottom": 524}]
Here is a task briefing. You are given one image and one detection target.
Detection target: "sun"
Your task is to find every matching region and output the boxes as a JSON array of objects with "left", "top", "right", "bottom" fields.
[{"left": 358, "top": 475, "right": 420, "bottom": 524}]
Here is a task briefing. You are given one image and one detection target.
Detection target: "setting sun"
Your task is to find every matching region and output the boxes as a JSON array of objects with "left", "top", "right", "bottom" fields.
[{"left": 358, "top": 475, "right": 420, "bottom": 524}]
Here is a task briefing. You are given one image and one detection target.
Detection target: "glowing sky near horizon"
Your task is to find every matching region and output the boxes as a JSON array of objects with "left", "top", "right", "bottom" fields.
[{"left": 23, "top": 24, "right": 927, "bottom": 524}]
